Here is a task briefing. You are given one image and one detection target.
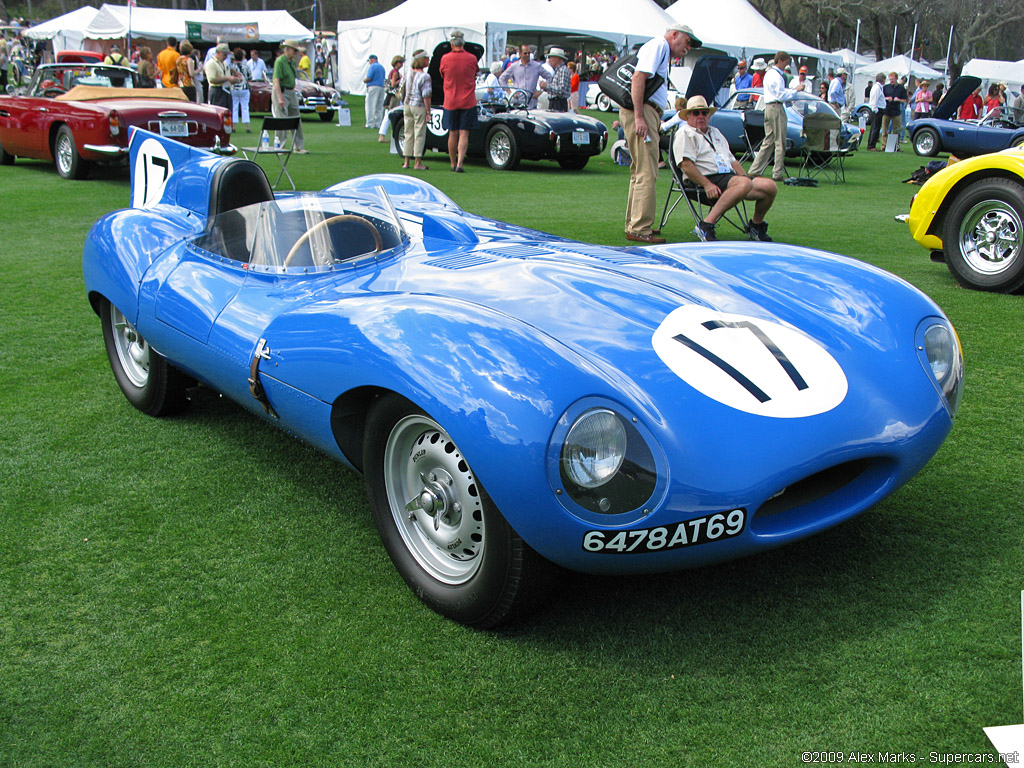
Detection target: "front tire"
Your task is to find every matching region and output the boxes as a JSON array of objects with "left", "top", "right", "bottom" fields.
[
  {"left": 485, "top": 124, "right": 520, "bottom": 170},
  {"left": 596, "top": 92, "right": 613, "bottom": 112},
  {"left": 54, "top": 125, "right": 89, "bottom": 179},
  {"left": 318, "top": 111, "right": 335, "bottom": 122},
  {"left": 363, "top": 394, "right": 543, "bottom": 627},
  {"left": 913, "top": 127, "right": 940, "bottom": 157},
  {"left": 101, "top": 299, "right": 191, "bottom": 416},
  {"left": 0, "top": 139, "right": 13, "bottom": 165},
  {"left": 391, "top": 115, "right": 406, "bottom": 156},
  {"left": 940, "top": 177, "right": 1024, "bottom": 292}
]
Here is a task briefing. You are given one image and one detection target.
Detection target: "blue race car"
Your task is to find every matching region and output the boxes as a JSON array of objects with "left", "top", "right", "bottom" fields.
[
  {"left": 83, "top": 129, "right": 963, "bottom": 627},
  {"left": 909, "top": 76, "right": 1024, "bottom": 157},
  {"left": 710, "top": 89, "right": 863, "bottom": 156}
]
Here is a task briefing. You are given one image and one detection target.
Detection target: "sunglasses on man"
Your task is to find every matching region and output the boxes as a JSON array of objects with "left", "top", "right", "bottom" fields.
[{"left": 690, "top": 109, "right": 710, "bottom": 116}]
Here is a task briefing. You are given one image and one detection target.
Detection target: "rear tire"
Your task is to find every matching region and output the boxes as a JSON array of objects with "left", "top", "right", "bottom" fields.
[
  {"left": 940, "top": 177, "right": 1024, "bottom": 292},
  {"left": 0, "top": 139, "right": 13, "bottom": 165},
  {"left": 54, "top": 125, "right": 89, "bottom": 180},
  {"left": 485, "top": 124, "right": 520, "bottom": 170},
  {"left": 363, "top": 394, "right": 547, "bottom": 627},
  {"left": 101, "top": 299, "right": 191, "bottom": 416}
]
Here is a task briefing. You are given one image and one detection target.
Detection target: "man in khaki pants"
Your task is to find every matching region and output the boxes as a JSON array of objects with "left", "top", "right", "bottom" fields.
[
  {"left": 748, "top": 51, "right": 796, "bottom": 181},
  {"left": 622, "top": 23, "right": 701, "bottom": 244}
]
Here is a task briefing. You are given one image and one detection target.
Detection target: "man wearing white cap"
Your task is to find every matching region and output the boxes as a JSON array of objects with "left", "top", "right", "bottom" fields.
[
  {"left": 540, "top": 48, "right": 571, "bottom": 112},
  {"left": 623, "top": 23, "right": 701, "bottom": 245},
  {"left": 674, "top": 95, "right": 777, "bottom": 242}
]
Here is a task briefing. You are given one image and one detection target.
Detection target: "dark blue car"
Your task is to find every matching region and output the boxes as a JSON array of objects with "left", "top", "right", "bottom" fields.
[{"left": 909, "top": 76, "right": 1024, "bottom": 157}]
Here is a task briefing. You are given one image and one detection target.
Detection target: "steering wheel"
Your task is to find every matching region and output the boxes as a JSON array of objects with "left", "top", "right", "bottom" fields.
[
  {"left": 42, "top": 87, "right": 66, "bottom": 97},
  {"left": 507, "top": 88, "right": 531, "bottom": 110},
  {"left": 283, "top": 214, "right": 384, "bottom": 267}
]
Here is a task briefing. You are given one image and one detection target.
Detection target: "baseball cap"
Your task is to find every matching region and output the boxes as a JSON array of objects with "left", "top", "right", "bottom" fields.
[{"left": 667, "top": 23, "right": 702, "bottom": 49}]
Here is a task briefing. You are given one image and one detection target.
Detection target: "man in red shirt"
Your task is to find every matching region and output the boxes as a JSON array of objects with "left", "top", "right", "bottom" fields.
[{"left": 438, "top": 29, "right": 479, "bottom": 172}]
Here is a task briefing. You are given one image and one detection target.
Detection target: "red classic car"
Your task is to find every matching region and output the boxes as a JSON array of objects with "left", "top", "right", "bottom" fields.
[
  {"left": 0, "top": 63, "right": 235, "bottom": 179},
  {"left": 247, "top": 70, "right": 346, "bottom": 122}
]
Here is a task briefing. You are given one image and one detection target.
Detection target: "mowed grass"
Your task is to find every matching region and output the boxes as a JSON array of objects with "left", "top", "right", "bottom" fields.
[{"left": 1, "top": 98, "right": 1022, "bottom": 767}]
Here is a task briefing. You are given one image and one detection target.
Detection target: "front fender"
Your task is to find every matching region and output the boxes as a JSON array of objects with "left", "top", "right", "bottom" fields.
[{"left": 908, "top": 146, "right": 1024, "bottom": 250}]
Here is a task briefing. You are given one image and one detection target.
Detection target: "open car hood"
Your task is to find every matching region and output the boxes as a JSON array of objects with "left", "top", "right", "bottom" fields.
[
  {"left": 428, "top": 40, "right": 485, "bottom": 109},
  {"left": 686, "top": 55, "right": 739, "bottom": 105},
  {"left": 932, "top": 76, "right": 981, "bottom": 121}
]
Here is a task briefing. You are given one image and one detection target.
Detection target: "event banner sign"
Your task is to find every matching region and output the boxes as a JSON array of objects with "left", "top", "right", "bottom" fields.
[{"left": 185, "top": 21, "right": 259, "bottom": 43}]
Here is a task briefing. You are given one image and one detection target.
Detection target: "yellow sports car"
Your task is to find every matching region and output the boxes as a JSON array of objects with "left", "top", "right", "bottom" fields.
[{"left": 907, "top": 146, "right": 1024, "bottom": 292}]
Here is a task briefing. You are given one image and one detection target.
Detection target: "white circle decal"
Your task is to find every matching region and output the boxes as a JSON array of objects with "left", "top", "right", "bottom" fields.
[
  {"left": 652, "top": 306, "right": 848, "bottom": 418},
  {"left": 132, "top": 138, "right": 173, "bottom": 209},
  {"left": 427, "top": 108, "right": 446, "bottom": 137}
]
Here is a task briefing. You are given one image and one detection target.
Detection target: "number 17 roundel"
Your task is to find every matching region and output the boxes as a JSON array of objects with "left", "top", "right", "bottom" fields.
[{"left": 652, "top": 306, "right": 848, "bottom": 418}]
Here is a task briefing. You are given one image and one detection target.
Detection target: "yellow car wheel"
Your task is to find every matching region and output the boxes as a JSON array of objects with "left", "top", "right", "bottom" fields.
[{"left": 940, "top": 177, "right": 1024, "bottom": 292}]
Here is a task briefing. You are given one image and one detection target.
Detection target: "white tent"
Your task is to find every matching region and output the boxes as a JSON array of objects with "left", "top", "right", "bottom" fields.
[
  {"left": 833, "top": 48, "right": 872, "bottom": 69},
  {"left": 665, "top": 0, "right": 839, "bottom": 70},
  {"left": 962, "top": 58, "right": 1024, "bottom": 91},
  {"left": 854, "top": 54, "right": 941, "bottom": 80},
  {"left": 23, "top": 6, "right": 99, "bottom": 55},
  {"left": 853, "top": 54, "right": 943, "bottom": 108},
  {"left": 337, "top": 0, "right": 648, "bottom": 96},
  {"left": 83, "top": 4, "right": 312, "bottom": 45}
]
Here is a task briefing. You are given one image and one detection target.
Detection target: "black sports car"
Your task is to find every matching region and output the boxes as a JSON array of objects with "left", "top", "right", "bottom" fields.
[{"left": 388, "top": 41, "right": 607, "bottom": 171}]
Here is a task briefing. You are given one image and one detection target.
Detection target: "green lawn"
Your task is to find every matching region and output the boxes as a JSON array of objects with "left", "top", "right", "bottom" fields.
[{"left": 1, "top": 99, "right": 1022, "bottom": 767}]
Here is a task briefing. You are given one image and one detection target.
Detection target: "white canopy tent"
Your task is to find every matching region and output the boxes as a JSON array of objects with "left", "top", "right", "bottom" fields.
[
  {"left": 962, "top": 58, "right": 1024, "bottom": 93},
  {"left": 23, "top": 6, "right": 99, "bottom": 55},
  {"left": 853, "top": 54, "right": 943, "bottom": 109},
  {"left": 665, "top": 0, "right": 839, "bottom": 72},
  {"left": 336, "top": 0, "right": 664, "bottom": 96},
  {"left": 82, "top": 4, "right": 312, "bottom": 47}
]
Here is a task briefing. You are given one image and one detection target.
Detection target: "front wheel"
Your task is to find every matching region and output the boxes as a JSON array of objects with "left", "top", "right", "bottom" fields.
[
  {"left": 596, "top": 92, "right": 613, "bottom": 112},
  {"left": 54, "top": 124, "right": 89, "bottom": 179},
  {"left": 940, "top": 177, "right": 1024, "bottom": 292},
  {"left": 318, "top": 110, "right": 335, "bottom": 122},
  {"left": 913, "top": 127, "right": 940, "bottom": 157},
  {"left": 100, "top": 299, "right": 191, "bottom": 416},
  {"left": 0, "top": 139, "right": 13, "bottom": 165},
  {"left": 485, "top": 124, "right": 520, "bottom": 170},
  {"left": 391, "top": 116, "right": 406, "bottom": 156},
  {"left": 363, "top": 394, "right": 545, "bottom": 627}
]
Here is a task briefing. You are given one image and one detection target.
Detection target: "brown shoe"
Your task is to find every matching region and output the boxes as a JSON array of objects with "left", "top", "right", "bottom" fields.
[{"left": 626, "top": 232, "right": 667, "bottom": 244}]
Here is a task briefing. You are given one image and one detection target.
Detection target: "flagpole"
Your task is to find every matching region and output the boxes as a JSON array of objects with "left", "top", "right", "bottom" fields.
[{"left": 944, "top": 25, "right": 953, "bottom": 81}]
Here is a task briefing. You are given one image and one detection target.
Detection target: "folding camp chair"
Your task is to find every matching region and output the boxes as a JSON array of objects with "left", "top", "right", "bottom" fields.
[
  {"left": 240, "top": 116, "right": 301, "bottom": 190},
  {"left": 739, "top": 107, "right": 765, "bottom": 164},
  {"left": 798, "top": 112, "right": 847, "bottom": 184},
  {"left": 659, "top": 129, "right": 751, "bottom": 238}
]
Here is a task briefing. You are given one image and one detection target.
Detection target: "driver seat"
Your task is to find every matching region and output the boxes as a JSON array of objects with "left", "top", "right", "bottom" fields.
[{"left": 208, "top": 158, "right": 274, "bottom": 218}]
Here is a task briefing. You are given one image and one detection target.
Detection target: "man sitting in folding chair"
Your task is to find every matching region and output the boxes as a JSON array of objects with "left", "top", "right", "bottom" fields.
[{"left": 673, "top": 95, "right": 778, "bottom": 242}]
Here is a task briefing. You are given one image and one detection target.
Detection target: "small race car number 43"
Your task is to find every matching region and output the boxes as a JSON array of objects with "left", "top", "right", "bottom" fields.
[{"left": 583, "top": 509, "right": 746, "bottom": 554}]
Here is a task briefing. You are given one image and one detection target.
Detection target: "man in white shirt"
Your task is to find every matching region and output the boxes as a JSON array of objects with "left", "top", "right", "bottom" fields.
[
  {"left": 247, "top": 49, "right": 268, "bottom": 82},
  {"left": 748, "top": 50, "right": 796, "bottom": 181},
  {"left": 865, "top": 73, "right": 886, "bottom": 150},
  {"left": 622, "top": 23, "right": 701, "bottom": 244},
  {"left": 674, "top": 95, "right": 778, "bottom": 242}
]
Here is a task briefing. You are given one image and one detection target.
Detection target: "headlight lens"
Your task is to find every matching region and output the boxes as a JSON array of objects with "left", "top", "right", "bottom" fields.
[
  {"left": 919, "top": 321, "right": 964, "bottom": 417},
  {"left": 557, "top": 406, "right": 659, "bottom": 517},
  {"left": 562, "top": 409, "right": 626, "bottom": 489}
]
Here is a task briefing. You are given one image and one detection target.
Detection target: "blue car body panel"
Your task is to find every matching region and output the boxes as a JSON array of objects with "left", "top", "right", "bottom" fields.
[{"left": 83, "top": 129, "right": 960, "bottom": 576}]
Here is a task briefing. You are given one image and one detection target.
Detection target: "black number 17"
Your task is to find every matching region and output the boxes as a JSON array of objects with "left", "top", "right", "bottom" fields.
[{"left": 673, "top": 319, "right": 808, "bottom": 403}]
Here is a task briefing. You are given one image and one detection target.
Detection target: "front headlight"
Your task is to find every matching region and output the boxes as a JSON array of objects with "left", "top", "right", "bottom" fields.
[
  {"left": 553, "top": 403, "right": 661, "bottom": 519},
  {"left": 918, "top": 320, "right": 964, "bottom": 417},
  {"left": 562, "top": 409, "right": 626, "bottom": 489}
]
